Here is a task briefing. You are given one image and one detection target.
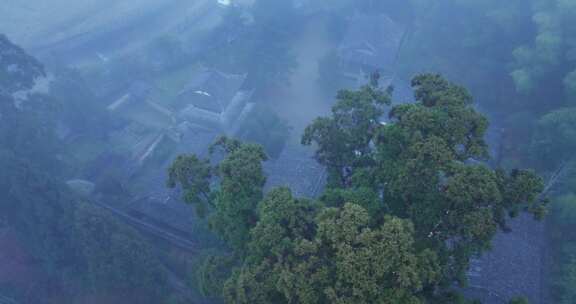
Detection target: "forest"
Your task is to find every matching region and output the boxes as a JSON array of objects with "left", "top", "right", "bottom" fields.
[{"left": 0, "top": 0, "right": 575, "bottom": 303}]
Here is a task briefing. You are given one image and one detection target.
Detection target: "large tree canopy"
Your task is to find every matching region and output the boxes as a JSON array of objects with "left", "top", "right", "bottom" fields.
[
  {"left": 224, "top": 191, "right": 439, "bottom": 304},
  {"left": 210, "top": 137, "right": 268, "bottom": 251},
  {"left": 304, "top": 74, "right": 545, "bottom": 287},
  {"left": 0, "top": 34, "right": 171, "bottom": 304},
  {"left": 169, "top": 137, "right": 268, "bottom": 252},
  {"left": 169, "top": 74, "right": 545, "bottom": 303},
  {"left": 302, "top": 79, "right": 392, "bottom": 187}
]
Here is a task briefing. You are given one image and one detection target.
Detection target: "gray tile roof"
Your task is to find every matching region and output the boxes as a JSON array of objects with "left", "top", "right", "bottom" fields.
[
  {"left": 176, "top": 69, "right": 247, "bottom": 113},
  {"left": 464, "top": 213, "right": 546, "bottom": 303},
  {"left": 338, "top": 14, "right": 405, "bottom": 71}
]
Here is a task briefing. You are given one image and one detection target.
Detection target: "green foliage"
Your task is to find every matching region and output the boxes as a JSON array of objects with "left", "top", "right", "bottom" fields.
[
  {"left": 210, "top": 137, "right": 268, "bottom": 251},
  {"left": 510, "top": 68, "right": 535, "bottom": 94},
  {"left": 400, "top": 0, "right": 575, "bottom": 169},
  {"left": 0, "top": 42, "right": 92, "bottom": 190},
  {"left": 304, "top": 74, "right": 545, "bottom": 288},
  {"left": 510, "top": 0, "right": 576, "bottom": 99},
  {"left": 167, "top": 74, "right": 546, "bottom": 303},
  {"left": 384, "top": 75, "right": 543, "bottom": 284},
  {"left": 302, "top": 80, "right": 391, "bottom": 187},
  {"left": 195, "top": 252, "right": 236, "bottom": 297},
  {"left": 396, "top": 1, "right": 576, "bottom": 301},
  {"left": 532, "top": 107, "right": 576, "bottom": 166},
  {"left": 247, "top": 188, "right": 320, "bottom": 263},
  {"left": 314, "top": 205, "right": 440, "bottom": 304},
  {"left": 0, "top": 36, "right": 75, "bottom": 289},
  {"left": 224, "top": 199, "right": 439, "bottom": 304},
  {"left": 320, "top": 187, "right": 381, "bottom": 219},
  {"left": 168, "top": 137, "right": 268, "bottom": 251},
  {"left": 73, "top": 203, "right": 168, "bottom": 303},
  {"left": 506, "top": 3, "right": 576, "bottom": 301},
  {"left": 0, "top": 149, "right": 77, "bottom": 277},
  {"left": 167, "top": 154, "right": 213, "bottom": 217},
  {"left": 0, "top": 35, "right": 173, "bottom": 304}
]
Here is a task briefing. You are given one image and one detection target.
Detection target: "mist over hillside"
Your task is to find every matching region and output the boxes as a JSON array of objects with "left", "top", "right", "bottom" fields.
[{"left": 1, "top": 1, "right": 575, "bottom": 303}]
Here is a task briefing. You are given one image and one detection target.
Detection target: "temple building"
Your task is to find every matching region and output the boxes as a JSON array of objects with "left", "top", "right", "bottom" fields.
[{"left": 175, "top": 68, "right": 255, "bottom": 134}]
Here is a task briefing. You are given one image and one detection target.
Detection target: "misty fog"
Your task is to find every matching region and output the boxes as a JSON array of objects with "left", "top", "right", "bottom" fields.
[{"left": 1, "top": 1, "right": 575, "bottom": 303}]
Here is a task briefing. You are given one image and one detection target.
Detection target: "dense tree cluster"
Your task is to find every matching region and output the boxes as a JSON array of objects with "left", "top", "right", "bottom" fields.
[
  {"left": 169, "top": 137, "right": 268, "bottom": 252},
  {"left": 73, "top": 203, "right": 168, "bottom": 302},
  {"left": 304, "top": 74, "right": 545, "bottom": 288},
  {"left": 401, "top": 1, "right": 576, "bottom": 301},
  {"left": 169, "top": 74, "right": 545, "bottom": 303},
  {"left": 4, "top": 0, "right": 567, "bottom": 301},
  {"left": 224, "top": 192, "right": 439, "bottom": 304},
  {"left": 0, "top": 34, "right": 170, "bottom": 304}
]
